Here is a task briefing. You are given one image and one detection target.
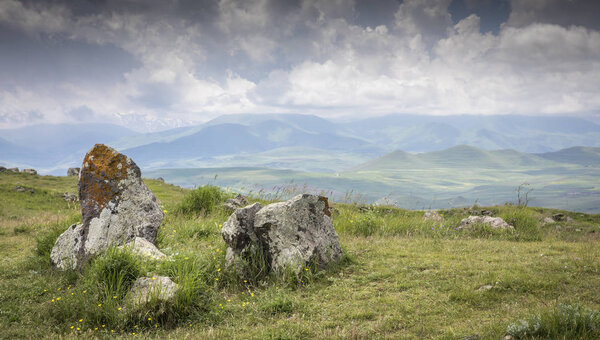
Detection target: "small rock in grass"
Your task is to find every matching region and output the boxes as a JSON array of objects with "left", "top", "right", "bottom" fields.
[
  {"left": 14, "top": 186, "right": 34, "bottom": 193},
  {"left": 119, "top": 237, "right": 167, "bottom": 261},
  {"left": 127, "top": 276, "right": 178, "bottom": 307},
  {"left": 62, "top": 192, "right": 78, "bottom": 202},
  {"left": 477, "top": 285, "right": 493, "bottom": 291},
  {"left": 458, "top": 216, "right": 513, "bottom": 230},
  {"left": 542, "top": 217, "right": 555, "bottom": 225},
  {"left": 423, "top": 211, "right": 443, "bottom": 223},
  {"left": 461, "top": 335, "right": 480, "bottom": 340}
]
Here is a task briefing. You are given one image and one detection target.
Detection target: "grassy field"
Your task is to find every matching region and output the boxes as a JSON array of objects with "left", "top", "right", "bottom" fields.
[{"left": 1, "top": 171, "right": 599, "bottom": 339}]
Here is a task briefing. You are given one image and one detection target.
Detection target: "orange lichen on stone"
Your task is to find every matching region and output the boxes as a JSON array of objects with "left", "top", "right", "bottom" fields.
[
  {"left": 80, "top": 144, "right": 132, "bottom": 213},
  {"left": 318, "top": 196, "right": 331, "bottom": 217}
]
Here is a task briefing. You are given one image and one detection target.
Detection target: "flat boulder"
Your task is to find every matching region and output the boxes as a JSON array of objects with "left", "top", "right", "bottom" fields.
[
  {"left": 127, "top": 276, "right": 178, "bottom": 307},
  {"left": 67, "top": 167, "right": 80, "bottom": 177},
  {"left": 458, "top": 215, "right": 513, "bottom": 230},
  {"left": 8, "top": 167, "right": 19, "bottom": 172},
  {"left": 22, "top": 168, "right": 37, "bottom": 175},
  {"left": 50, "top": 144, "right": 163, "bottom": 270}
]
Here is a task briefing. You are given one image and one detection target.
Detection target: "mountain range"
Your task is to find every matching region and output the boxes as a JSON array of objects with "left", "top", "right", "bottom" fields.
[{"left": 1, "top": 114, "right": 600, "bottom": 175}]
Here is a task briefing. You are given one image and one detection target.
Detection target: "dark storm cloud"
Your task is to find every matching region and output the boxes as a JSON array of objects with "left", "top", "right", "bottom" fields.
[{"left": 0, "top": 0, "right": 599, "bottom": 130}]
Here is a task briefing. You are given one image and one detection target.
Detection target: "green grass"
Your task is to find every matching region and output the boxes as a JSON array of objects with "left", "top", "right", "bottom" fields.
[{"left": 0, "top": 172, "right": 599, "bottom": 339}]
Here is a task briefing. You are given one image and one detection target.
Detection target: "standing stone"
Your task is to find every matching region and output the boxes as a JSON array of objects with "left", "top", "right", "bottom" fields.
[
  {"left": 22, "top": 168, "right": 37, "bottom": 175},
  {"left": 67, "top": 167, "right": 80, "bottom": 177},
  {"left": 222, "top": 203, "right": 263, "bottom": 270},
  {"left": 254, "top": 194, "right": 343, "bottom": 272},
  {"left": 50, "top": 144, "right": 163, "bottom": 270},
  {"left": 222, "top": 195, "right": 343, "bottom": 275}
]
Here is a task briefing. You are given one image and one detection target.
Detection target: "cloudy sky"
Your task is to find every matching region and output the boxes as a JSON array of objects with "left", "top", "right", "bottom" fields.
[{"left": 1, "top": 0, "right": 599, "bottom": 131}]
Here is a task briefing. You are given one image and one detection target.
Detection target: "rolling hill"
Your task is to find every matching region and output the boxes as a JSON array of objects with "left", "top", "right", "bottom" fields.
[
  {"left": 2, "top": 114, "right": 600, "bottom": 176},
  {"left": 146, "top": 145, "right": 600, "bottom": 213}
]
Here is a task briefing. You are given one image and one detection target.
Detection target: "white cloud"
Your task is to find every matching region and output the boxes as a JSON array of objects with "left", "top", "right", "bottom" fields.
[{"left": 0, "top": 0, "right": 599, "bottom": 130}]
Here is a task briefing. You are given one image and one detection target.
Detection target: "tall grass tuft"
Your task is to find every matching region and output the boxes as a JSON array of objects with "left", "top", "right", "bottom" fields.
[
  {"left": 506, "top": 303, "right": 600, "bottom": 339},
  {"left": 176, "top": 185, "right": 229, "bottom": 216}
]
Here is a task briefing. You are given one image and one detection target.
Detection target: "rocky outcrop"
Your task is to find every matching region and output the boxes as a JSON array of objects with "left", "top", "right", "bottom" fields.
[
  {"left": 67, "top": 167, "right": 80, "bottom": 177},
  {"left": 127, "top": 276, "right": 178, "bottom": 307},
  {"left": 21, "top": 168, "right": 37, "bottom": 175},
  {"left": 156, "top": 177, "right": 164, "bottom": 183},
  {"left": 222, "top": 194, "right": 343, "bottom": 275},
  {"left": 119, "top": 237, "right": 167, "bottom": 261},
  {"left": 458, "top": 216, "right": 513, "bottom": 230},
  {"left": 50, "top": 144, "right": 163, "bottom": 270},
  {"left": 0, "top": 166, "right": 6, "bottom": 172},
  {"left": 222, "top": 194, "right": 249, "bottom": 212},
  {"left": 8, "top": 167, "right": 19, "bottom": 172}
]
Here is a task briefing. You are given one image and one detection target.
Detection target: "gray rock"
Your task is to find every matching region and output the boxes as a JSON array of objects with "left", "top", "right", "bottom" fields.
[
  {"left": 423, "top": 211, "right": 443, "bottom": 223},
  {"left": 8, "top": 167, "right": 19, "bottom": 172},
  {"left": 222, "top": 194, "right": 249, "bottom": 212},
  {"left": 254, "top": 194, "right": 343, "bottom": 273},
  {"left": 67, "top": 167, "right": 80, "bottom": 177},
  {"left": 0, "top": 166, "right": 6, "bottom": 172},
  {"left": 222, "top": 194, "right": 344, "bottom": 275},
  {"left": 127, "top": 276, "right": 178, "bottom": 307},
  {"left": 542, "top": 217, "right": 555, "bottom": 225},
  {"left": 477, "top": 284, "right": 493, "bottom": 291},
  {"left": 552, "top": 213, "right": 566, "bottom": 221},
  {"left": 222, "top": 203, "right": 263, "bottom": 269},
  {"left": 21, "top": 168, "right": 37, "bottom": 175},
  {"left": 461, "top": 335, "right": 479, "bottom": 340},
  {"left": 156, "top": 177, "right": 164, "bottom": 183},
  {"left": 119, "top": 237, "right": 167, "bottom": 261},
  {"left": 458, "top": 216, "right": 513, "bottom": 230},
  {"left": 50, "top": 144, "right": 163, "bottom": 270},
  {"left": 14, "top": 186, "right": 34, "bottom": 193},
  {"left": 62, "top": 192, "right": 78, "bottom": 202}
]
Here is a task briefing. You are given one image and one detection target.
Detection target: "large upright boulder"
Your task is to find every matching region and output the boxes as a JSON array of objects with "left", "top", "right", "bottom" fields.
[
  {"left": 50, "top": 144, "right": 163, "bottom": 270},
  {"left": 222, "top": 194, "right": 343, "bottom": 274}
]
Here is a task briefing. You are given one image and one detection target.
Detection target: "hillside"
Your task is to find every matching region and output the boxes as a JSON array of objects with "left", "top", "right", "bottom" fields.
[
  {"left": 1, "top": 171, "right": 599, "bottom": 339},
  {"left": 2, "top": 114, "right": 600, "bottom": 175},
  {"left": 147, "top": 145, "right": 600, "bottom": 213}
]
